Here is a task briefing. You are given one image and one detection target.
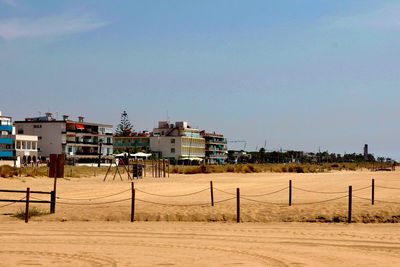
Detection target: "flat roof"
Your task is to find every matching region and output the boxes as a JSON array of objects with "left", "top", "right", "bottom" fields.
[{"left": 14, "top": 120, "right": 112, "bottom": 128}]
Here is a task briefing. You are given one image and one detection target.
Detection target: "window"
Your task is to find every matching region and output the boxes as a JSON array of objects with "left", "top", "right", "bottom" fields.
[
  {"left": 171, "top": 148, "right": 175, "bottom": 153},
  {"left": 38, "top": 136, "right": 42, "bottom": 140},
  {"left": 18, "top": 129, "right": 23, "bottom": 134},
  {"left": 33, "top": 125, "right": 42, "bottom": 128},
  {"left": 171, "top": 139, "right": 175, "bottom": 144}
]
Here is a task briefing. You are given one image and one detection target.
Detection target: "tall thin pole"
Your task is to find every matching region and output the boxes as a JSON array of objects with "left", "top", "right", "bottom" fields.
[
  {"left": 372, "top": 179, "right": 375, "bottom": 205},
  {"left": 236, "top": 188, "right": 240, "bottom": 223},
  {"left": 210, "top": 181, "right": 214, "bottom": 206},
  {"left": 348, "top": 186, "right": 352, "bottom": 223},
  {"left": 25, "top": 187, "right": 30, "bottom": 223},
  {"left": 289, "top": 180, "right": 292, "bottom": 206},
  {"left": 131, "top": 182, "right": 135, "bottom": 222},
  {"left": 163, "top": 159, "right": 166, "bottom": 178}
]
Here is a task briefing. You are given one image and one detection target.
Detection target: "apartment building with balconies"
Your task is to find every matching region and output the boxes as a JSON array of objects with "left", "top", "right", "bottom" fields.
[
  {"left": 0, "top": 110, "right": 14, "bottom": 161},
  {"left": 14, "top": 113, "right": 113, "bottom": 162},
  {"left": 0, "top": 110, "right": 38, "bottom": 166},
  {"left": 113, "top": 132, "right": 151, "bottom": 153},
  {"left": 150, "top": 121, "right": 205, "bottom": 161},
  {"left": 200, "top": 131, "right": 228, "bottom": 165}
]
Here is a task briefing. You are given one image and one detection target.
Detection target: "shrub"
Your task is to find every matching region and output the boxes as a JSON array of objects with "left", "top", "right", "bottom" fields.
[
  {"left": 13, "top": 207, "right": 49, "bottom": 220},
  {"left": 294, "top": 166, "right": 304, "bottom": 173},
  {"left": 0, "top": 165, "right": 17, "bottom": 178}
]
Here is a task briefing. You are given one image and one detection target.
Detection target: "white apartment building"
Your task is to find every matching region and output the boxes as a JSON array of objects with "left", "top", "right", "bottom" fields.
[
  {"left": 150, "top": 121, "right": 205, "bottom": 161},
  {"left": 15, "top": 113, "right": 113, "bottom": 161}
]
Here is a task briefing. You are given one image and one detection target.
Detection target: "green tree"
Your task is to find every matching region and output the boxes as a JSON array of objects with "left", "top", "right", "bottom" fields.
[{"left": 115, "top": 111, "right": 133, "bottom": 136}]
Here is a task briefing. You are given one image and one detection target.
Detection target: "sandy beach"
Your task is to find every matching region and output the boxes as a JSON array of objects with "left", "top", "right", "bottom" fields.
[
  {"left": 1, "top": 221, "right": 400, "bottom": 266},
  {"left": 1, "top": 169, "right": 400, "bottom": 265}
]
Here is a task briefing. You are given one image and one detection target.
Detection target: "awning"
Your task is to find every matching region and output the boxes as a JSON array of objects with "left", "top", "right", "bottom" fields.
[
  {"left": 75, "top": 124, "right": 84, "bottom": 130},
  {"left": 131, "top": 152, "right": 152, "bottom": 158},
  {"left": 180, "top": 157, "right": 204, "bottom": 161}
]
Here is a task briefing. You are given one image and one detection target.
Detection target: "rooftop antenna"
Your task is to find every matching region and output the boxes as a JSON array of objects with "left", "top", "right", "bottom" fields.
[
  {"left": 166, "top": 110, "right": 170, "bottom": 122},
  {"left": 56, "top": 112, "right": 59, "bottom": 120},
  {"left": 38, "top": 111, "right": 41, "bottom": 116},
  {"left": 264, "top": 139, "right": 267, "bottom": 149}
]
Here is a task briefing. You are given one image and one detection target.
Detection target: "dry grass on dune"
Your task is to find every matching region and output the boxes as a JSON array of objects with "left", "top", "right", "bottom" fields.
[
  {"left": 0, "top": 162, "right": 394, "bottom": 178},
  {"left": 171, "top": 162, "right": 394, "bottom": 175}
]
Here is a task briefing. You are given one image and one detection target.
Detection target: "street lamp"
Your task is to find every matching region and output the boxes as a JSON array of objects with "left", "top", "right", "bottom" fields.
[{"left": 98, "top": 139, "right": 103, "bottom": 167}]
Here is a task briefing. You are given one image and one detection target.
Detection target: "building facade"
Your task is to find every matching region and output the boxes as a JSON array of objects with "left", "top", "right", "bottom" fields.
[
  {"left": 0, "top": 111, "right": 14, "bottom": 161},
  {"left": 113, "top": 132, "right": 151, "bottom": 153},
  {"left": 151, "top": 121, "right": 205, "bottom": 161},
  {"left": 15, "top": 113, "right": 113, "bottom": 161},
  {"left": 0, "top": 110, "right": 38, "bottom": 166},
  {"left": 200, "top": 131, "right": 228, "bottom": 165}
]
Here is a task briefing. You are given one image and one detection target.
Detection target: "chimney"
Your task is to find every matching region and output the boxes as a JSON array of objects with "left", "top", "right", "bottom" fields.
[
  {"left": 78, "top": 116, "right": 84, "bottom": 123},
  {"left": 63, "top": 115, "right": 69, "bottom": 121}
]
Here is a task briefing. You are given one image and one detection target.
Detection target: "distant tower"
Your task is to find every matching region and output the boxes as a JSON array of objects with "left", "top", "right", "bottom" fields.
[{"left": 364, "top": 144, "right": 368, "bottom": 161}]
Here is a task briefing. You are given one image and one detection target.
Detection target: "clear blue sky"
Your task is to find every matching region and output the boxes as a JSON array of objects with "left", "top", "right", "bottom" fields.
[{"left": 1, "top": 0, "right": 399, "bottom": 159}]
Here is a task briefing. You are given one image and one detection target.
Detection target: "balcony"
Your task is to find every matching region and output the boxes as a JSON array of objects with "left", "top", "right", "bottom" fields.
[
  {"left": 65, "top": 129, "right": 99, "bottom": 135},
  {"left": 113, "top": 142, "right": 149, "bottom": 147},
  {"left": 0, "top": 151, "right": 14, "bottom": 157},
  {"left": 206, "top": 140, "right": 227, "bottom": 145},
  {"left": 182, "top": 143, "right": 205, "bottom": 148},
  {"left": 75, "top": 151, "right": 99, "bottom": 156},
  {"left": 0, "top": 138, "right": 13, "bottom": 145},
  {"left": 0, "top": 125, "right": 13, "bottom": 132},
  {"left": 207, "top": 154, "right": 228, "bottom": 159}
]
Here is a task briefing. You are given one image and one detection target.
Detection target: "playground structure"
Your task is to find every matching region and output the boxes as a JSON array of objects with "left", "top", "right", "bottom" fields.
[{"left": 103, "top": 159, "right": 170, "bottom": 181}]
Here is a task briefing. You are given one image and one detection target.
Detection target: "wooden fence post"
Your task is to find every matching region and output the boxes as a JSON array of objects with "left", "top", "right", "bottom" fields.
[
  {"left": 236, "top": 188, "right": 240, "bottom": 223},
  {"left": 163, "top": 159, "right": 166, "bottom": 178},
  {"left": 50, "top": 190, "right": 55, "bottom": 213},
  {"left": 25, "top": 187, "right": 30, "bottom": 223},
  {"left": 131, "top": 182, "right": 135, "bottom": 222},
  {"left": 210, "top": 181, "right": 214, "bottom": 206},
  {"left": 289, "top": 180, "right": 292, "bottom": 206},
  {"left": 348, "top": 186, "right": 352, "bottom": 223},
  {"left": 372, "top": 179, "right": 375, "bottom": 205}
]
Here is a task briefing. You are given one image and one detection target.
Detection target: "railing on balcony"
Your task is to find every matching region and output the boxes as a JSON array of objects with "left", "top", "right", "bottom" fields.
[
  {"left": 181, "top": 152, "right": 205, "bottom": 156},
  {"left": 0, "top": 125, "right": 13, "bottom": 132},
  {"left": 207, "top": 154, "right": 228, "bottom": 159},
  {"left": 75, "top": 151, "right": 99, "bottom": 156},
  {"left": 206, "top": 140, "right": 227, "bottom": 145},
  {"left": 0, "top": 151, "right": 14, "bottom": 157},
  {"left": 0, "top": 138, "right": 13, "bottom": 145},
  {"left": 181, "top": 143, "right": 205, "bottom": 148},
  {"left": 65, "top": 129, "right": 99, "bottom": 135},
  {"left": 113, "top": 142, "right": 149, "bottom": 147}
]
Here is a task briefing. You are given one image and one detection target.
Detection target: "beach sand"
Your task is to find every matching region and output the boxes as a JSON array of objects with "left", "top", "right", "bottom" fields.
[{"left": 1, "top": 169, "right": 400, "bottom": 265}]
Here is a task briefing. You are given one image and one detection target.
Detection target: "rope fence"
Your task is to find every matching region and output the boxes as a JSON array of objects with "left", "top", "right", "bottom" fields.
[{"left": 3, "top": 179, "right": 400, "bottom": 223}]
